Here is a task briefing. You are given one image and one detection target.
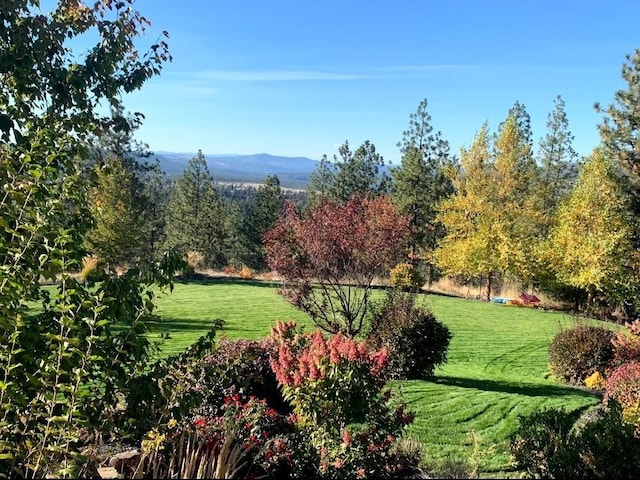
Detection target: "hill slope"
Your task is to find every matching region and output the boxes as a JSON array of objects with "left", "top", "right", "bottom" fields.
[{"left": 153, "top": 151, "right": 320, "bottom": 189}]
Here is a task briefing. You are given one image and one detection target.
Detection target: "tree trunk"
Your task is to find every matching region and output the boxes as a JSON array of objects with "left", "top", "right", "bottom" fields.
[{"left": 485, "top": 271, "right": 493, "bottom": 301}]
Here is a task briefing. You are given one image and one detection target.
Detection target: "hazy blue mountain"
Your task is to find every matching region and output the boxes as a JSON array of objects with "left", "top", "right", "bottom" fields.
[{"left": 152, "top": 151, "right": 321, "bottom": 189}]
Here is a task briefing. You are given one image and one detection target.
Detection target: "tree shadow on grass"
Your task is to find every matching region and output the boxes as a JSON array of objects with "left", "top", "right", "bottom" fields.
[
  {"left": 152, "top": 317, "right": 225, "bottom": 333},
  {"left": 174, "top": 276, "right": 282, "bottom": 289},
  {"left": 431, "top": 375, "right": 598, "bottom": 399},
  {"left": 152, "top": 317, "right": 258, "bottom": 339}
]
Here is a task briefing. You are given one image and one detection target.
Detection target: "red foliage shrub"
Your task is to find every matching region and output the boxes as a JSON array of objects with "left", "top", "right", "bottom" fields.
[
  {"left": 604, "top": 361, "right": 640, "bottom": 409},
  {"left": 610, "top": 319, "right": 640, "bottom": 371},
  {"left": 268, "top": 320, "right": 417, "bottom": 478},
  {"left": 264, "top": 196, "right": 411, "bottom": 337},
  {"left": 547, "top": 325, "right": 615, "bottom": 385}
]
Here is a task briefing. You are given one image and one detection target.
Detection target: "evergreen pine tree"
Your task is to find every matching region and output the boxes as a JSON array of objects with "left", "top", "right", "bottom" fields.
[
  {"left": 330, "top": 140, "right": 390, "bottom": 202},
  {"left": 538, "top": 95, "right": 579, "bottom": 231},
  {"left": 222, "top": 200, "right": 252, "bottom": 269},
  {"left": 141, "top": 159, "right": 170, "bottom": 260},
  {"left": 86, "top": 156, "right": 145, "bottom": 268},
  {"left": 308, "top": 140, "right": 389, "bottom": 204},
  {"left": 597, "top": 48, "right": 640, "bottom": 243},
  {"left": 243, "top": 175, "right": 284, "bottom": 270},
  {"left": 164, "top": 150, "right": 226, "bottom": 267},
  {"left": 392, "top": 99, "right": 455, "bottom": 283},
  {"left": 497, "top": 101, "right": 537, "bottom": 196},
  {"left": 307, "top": 155, "right": 334, "bottom": 208}
]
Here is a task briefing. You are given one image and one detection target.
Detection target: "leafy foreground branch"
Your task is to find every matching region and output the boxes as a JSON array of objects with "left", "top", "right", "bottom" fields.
[{"left": 0, "top": 0, "right": 174, "bottom": 476}]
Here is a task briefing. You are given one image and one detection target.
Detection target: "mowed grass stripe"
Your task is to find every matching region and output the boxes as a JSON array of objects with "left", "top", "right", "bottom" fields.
[
  {"left": 405, "top": 295, "right": 605, "bottom": 473},
  {"left": 151, "top": 279, "right": 312, "bottom": 357},
  {"left": 151, "top": 280, "right": 610, "bottom": 475}
]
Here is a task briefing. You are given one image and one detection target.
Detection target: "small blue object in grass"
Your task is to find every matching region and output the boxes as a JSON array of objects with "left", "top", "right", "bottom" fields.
[{"left": 491, "top": 297, "right": 509, "bottom": 304}]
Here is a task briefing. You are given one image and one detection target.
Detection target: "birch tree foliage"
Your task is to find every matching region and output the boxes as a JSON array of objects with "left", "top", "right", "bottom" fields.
[
  {"left": 492, "top": 113, "right": 545, "bottom": 283},
  {"left": 434, "top": 123, "right": 498, "bottom": 296},
  {"left": 546, "top": 148, "right": 637, "bottom": 298},
  {"left": 435, "top": 116, "right": 544, "bottom": 299}
]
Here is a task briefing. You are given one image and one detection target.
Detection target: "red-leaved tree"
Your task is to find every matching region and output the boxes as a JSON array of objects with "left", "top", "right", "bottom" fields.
[{"left": 264, "top": 196, "right": 410, "bottom": 337}]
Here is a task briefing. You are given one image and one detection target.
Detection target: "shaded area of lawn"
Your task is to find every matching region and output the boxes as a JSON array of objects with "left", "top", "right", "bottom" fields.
[{"left": 431, "top": 375, "right": 597, "bottom": 399}]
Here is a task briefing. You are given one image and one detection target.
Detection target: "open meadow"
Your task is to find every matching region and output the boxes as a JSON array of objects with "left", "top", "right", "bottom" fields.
[{"left": 151, "top": 278, "right": 612, "bottom": 476}]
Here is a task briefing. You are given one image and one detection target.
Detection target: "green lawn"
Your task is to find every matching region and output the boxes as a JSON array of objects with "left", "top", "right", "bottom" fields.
[
  {"left": 150, "top": 279, "right": 312, "bottom": 356},
  {"left": 152, "top": 279, "right": 610, "bottom": 476}
]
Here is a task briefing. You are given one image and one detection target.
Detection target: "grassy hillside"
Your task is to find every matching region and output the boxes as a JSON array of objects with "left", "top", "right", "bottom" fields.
[{"left": 152, "top": 279, "right": 609, "bottom": 475}]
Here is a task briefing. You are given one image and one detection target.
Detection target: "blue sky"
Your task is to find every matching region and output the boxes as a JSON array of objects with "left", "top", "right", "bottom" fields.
[{"left": 117, "top": 0, "right": 640, "bottom": 165}]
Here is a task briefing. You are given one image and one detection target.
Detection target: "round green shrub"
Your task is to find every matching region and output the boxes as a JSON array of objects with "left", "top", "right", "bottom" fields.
[
  {"left": 510, "top": 407, "right": 580, "bottom": 478},
  {"left": 548, "top": 325, "right": 615, "bottom": 385},
  {"left": 368, "top": 291, "right": 451, "bottom": 380}
]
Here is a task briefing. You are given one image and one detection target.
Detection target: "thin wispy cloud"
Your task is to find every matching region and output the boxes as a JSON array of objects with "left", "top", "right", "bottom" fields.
[
  {"left": 189, "top": 70, "right": 368, "bottom": 82},
  {"left": 382, "top": 64, "right": 479, "bottom": 72}
]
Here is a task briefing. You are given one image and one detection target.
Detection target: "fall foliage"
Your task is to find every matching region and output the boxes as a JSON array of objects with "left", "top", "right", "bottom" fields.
[{"left": 264, "top": 196, "right": 410, "bottom": 336}]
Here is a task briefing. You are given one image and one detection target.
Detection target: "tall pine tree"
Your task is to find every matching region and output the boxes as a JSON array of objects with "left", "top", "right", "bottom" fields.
[
  {"left": 164, "top": 150, "right": 226, "bottom": 267},
  {"left": 499, "top": 100, "right": 533, "bottom": 148},
  {"left": 141, "top": 159, "right": 170, "bottom": 261},
  {"left": 307, "top": 155, "right": 334, "bottom": 208},
  {"left": 243, "top": 175, "right": 284, "bottom": 270},
  {"left": 307, "top": 140, "right": 389, "bottom": 204},
  {"left": 497, "top": 101, "right": 537, "bottom": 195},
  {"left": 597, "top": 48, "right": 640, "bottom": 244},
  {"left": 538, "top": 95, "right": 579, "bottom": 228},
  {"left": 86, "top": 156, "right": 146, "bottom": 268},
  {"left": 391, "top": 99, "right": 454, "bottom": 282}
]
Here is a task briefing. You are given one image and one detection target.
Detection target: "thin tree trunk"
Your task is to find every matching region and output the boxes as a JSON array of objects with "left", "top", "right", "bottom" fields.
[{"left": 485, "top": 271, "right": 493, "bottom": 301}]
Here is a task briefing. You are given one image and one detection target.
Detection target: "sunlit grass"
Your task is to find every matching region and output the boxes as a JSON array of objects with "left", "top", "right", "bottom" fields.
[
  {"left": 151, "top": 279, "right": 312, "bottom": 357},
  {"left": 399, "top": 295, "right": 607, "bottom": 473},
  {"left": 150, "top": 280, "right": 617, "bottom": 475}
]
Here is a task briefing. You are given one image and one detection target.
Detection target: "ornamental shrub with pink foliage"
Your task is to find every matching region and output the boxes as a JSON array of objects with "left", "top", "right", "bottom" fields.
[
  {"left": 610, "top": 319, "right": 640, "bottom": 371},
  {"left": 268, "top": 320, "right": 417, "bottom": 478},
  {"left": 604, "top": 361, "right": 640, "bottom": 413}
]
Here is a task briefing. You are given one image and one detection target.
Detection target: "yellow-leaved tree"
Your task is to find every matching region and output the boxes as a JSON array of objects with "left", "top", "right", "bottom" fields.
[
  {"left": 434, "top": 115, "right": 544, "bottom": 300},
  {"left": 545, "top": 148, "right": 638, "bottom": 307},
  {"left": 434, "top": 123, "right": 498, "bottom": 299}
]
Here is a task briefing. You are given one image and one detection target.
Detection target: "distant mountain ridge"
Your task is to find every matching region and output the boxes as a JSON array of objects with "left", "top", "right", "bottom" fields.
[{"left": 153, "top": 151, "right": 321, "bottom": 189}]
